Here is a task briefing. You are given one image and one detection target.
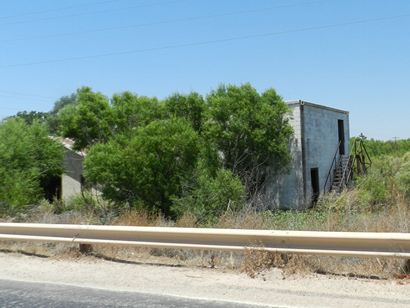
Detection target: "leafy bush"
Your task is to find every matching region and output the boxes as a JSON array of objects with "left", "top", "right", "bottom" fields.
[
  {"left": 395, "top": 160, "right": 410, "bottom": 198},
  {"left": 355, "top": 169, "right": 389, "bottom": 208},
  {"left": 59, "top": 87, "right": 113, "bottom": 150},
  {"left": 0, "top": 169, "right": 41, "bottom": 213},
  {"left": 172, "top": 168, "right": 246, "bottom": 224},
  {"left": 164, "top": 92, "right": 206, "bottom": 132},
  {"left": 85, "top": 118, "right": 200, "bottom": 215},
  {"left": 204, "top": 84, "right": 293, "bottom": 192},
  {"left": 0, "top": 119, "right": 63, "bottom": 214},
  {"left": 111, "top": 91, "right": 163, "bottom": 134},
  {"left": 359, "top": 138, "right": 410, "bottom": 158}
]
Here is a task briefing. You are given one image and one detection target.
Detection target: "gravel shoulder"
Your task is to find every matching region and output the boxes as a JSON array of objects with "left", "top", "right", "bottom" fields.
[{"left": 0, "top": 252, "right": 409, "bottom": 308}]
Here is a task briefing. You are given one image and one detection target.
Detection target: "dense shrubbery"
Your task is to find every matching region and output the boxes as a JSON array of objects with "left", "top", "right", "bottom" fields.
[
  {"left": 0, "top": 119, "right": 63, "bottom": 214},
  {"left": 1, "top": 84, "right": 292, "bottom": 220},
  {"left": 85, "top": 118, "right": 200, "bottom": 215},
  {"left": 315, "top": 151, "right": 410, "bottom": 214},
  {"left": 359, "top": 154, "right": 410, "bottom": 208},
  {"left": 172, "top": 168, "right": 246, "bottom": 224},
  {"left": 352, "top": 137, "right": 410, "bottom": 158},
  {"left": 69, "top": 84, "right": 293, "bottom": 219},
  {"left": 4, "top": 82, "right": 410, "bottom": 226}
]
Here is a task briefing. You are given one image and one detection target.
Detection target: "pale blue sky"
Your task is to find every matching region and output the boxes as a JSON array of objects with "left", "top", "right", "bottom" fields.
[{"left": 0, "top": 0, "right": 409, "bottom": 139}]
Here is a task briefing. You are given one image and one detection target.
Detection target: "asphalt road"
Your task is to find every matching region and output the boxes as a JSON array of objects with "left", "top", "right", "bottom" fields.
[{"left": 0, "top": 279, "right": 270, "bottom": 308}]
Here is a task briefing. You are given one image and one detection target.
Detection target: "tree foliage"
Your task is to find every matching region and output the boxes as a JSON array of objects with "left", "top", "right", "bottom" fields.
[
  {"left": 50, "top": 93, "right": 77, "bottom": 115},
  {"left": 164, "top": 92, "right": 206, "bottom": 132},
  {"left": 4, "top": 84, "right": 293, "bottom": 217},
  {"left": 12, "top": 111, "right": 49, "bottom": 126},
  {"left": 111, "top": 91, "right": 163, "bottom": 134},
  {"left": 84, "top": 118, "right": 200, "bottom": 214},
  {"left": 0, "top": 118, "right": 63, "bottom": 213},
  {"left": 203, "top": 84, "right": 292, "bottom": 192},
  {"left": 59, "top": 87, "right": 113, "bottom": 150},
  {"left": 66, "top": 84, "right": 294, "bottom": 216}
]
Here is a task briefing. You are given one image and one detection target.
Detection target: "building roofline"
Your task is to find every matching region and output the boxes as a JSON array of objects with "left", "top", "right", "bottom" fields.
[
  {"left": 286, "top": 100, "right": 349, "bottom": 115},
  {"left": 49, "top": 136, "right": 86, "bottom": 157}
]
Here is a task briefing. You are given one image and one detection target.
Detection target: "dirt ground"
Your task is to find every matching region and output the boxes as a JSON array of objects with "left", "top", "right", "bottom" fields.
[{"left": 0, "top": 251, "right": 409, "bottom": 307}]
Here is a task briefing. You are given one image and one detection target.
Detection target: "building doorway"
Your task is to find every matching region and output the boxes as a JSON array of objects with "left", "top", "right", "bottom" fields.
[
  {"left": 41, "top": 175, "right": 62, "bottom": 202},
  {"left": 310, "top": 168, "right": 320, "bottom": 204},
  {"left": 338, "top": 119, "right": 345, "bottom": 155}
]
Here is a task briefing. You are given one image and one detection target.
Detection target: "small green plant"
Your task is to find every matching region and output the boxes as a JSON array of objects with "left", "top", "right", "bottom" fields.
[{"left": 172, "top": 168, "right": 246, "bottom": 224}]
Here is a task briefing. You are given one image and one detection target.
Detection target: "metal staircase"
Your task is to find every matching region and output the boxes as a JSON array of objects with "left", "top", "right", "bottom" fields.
[
  {"left": 330, "top": 155, "right": 352, "bottom": 192},
  {"left": 324, "top": 135, "right": 372, "bottom": 193}
]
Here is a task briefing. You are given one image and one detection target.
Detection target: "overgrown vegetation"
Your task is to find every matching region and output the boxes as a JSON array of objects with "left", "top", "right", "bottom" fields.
[
  {"left": 352, "top": 136, "right": 410, "bottom": 158},
  {"left": 3, "top": 83, "right": 292, "bottom": 220},
  {"left": 0, "top": 119, "right": 63, "bottom": 214},
  {"left": 2, "top": 84, "right": 410, "bottom": 279}
]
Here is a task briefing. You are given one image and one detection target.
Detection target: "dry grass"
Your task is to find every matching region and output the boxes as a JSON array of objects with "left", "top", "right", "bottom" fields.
[{"left": 1, "top": 191, "right": 409, "bottom": 280}]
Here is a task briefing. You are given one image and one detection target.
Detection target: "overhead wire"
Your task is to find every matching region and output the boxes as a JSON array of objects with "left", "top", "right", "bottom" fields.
[
  {"left": 0, "top": 0, "right": 185, "bottom": 27},
  {"left": 0, "top": 0, "right": 124, "bottom": 20},
  {"left": 1, "top": 13, "right": 409, "bottom": 69},
  {"left": 0, "top": 1, "right": 324, "bottom": 44},
  {"left": 0, "top": 90, "right": 54, "bottom": 99}
]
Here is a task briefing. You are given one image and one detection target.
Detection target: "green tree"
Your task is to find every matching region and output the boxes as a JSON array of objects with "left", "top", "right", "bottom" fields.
[
  {"left": 47, "top": 93, "right": 77, "bottom": 134},
  {"left": 111, "top": 91, "right": 163, "bottom": 134},
  {"left": 84, "top": 118, "right": 200, "bottom": 214},
  {"left": 204, "top": 84, "right": 293, "bottom": 192},
  {"left": 164, "top": 92, "right": 206, "bottom": 132},
  {"left": 50, "top": 93, "right": 77, "bottom": 115},
  {"left": 59, "top": 87, "right": 113, "bottom": 150},
  {"left": 0, "top": 118, "right": 63, "bottom": 213},
  {"left": 12, "top": 111, "right": 49, "bottom": 126}
]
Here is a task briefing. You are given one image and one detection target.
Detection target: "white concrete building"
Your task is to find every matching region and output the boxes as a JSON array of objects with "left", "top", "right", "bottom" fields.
[
  {"left": 49, "top": 137, "right": 85, "bottom": 201},
  {"left": 61, "top": 141, "right": 85, "bottom": 201},
  {"left": 265, "top": 100, "right": 350, "bottom": 209}
]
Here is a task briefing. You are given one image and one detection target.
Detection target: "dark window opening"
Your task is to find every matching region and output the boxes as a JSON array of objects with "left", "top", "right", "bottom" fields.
[
  {"left": 41, "top": 175, "right": 62, "bottom": 202},
  {"left": 310, "top": 168, "right": 320, "bottom": 204},
  {"left": 338, "top": 119, "right": 345, "bottom": 155}
]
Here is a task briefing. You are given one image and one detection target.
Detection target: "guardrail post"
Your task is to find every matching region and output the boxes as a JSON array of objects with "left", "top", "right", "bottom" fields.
[
  {"left": 79, "top": 243, "right": 93, "bottom": 254},
  {"left": 404, "top": 259, "right": 410, "bottom": 274}
]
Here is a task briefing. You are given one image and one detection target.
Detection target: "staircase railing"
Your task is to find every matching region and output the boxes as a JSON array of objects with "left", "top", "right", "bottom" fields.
[
  {"left": 336, "top": 154, "right": 354, "bottom": 192},
  {"left": 324, "top": 140, "right": 342, "bottom": 193}
]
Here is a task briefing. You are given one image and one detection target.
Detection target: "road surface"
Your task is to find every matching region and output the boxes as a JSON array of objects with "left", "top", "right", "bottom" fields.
[
  {"left": 0, "top": 279, "right": 269, "bottom": 308},
  {"left": 0, "top": 252, "right": 409, "bottom": 307}
]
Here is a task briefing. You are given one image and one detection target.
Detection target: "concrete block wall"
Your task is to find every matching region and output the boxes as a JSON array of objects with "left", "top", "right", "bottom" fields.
[
  {"left": 61, "top": 149, "right": 84, "bottom": 201},
  {"left": 303, "top": 104, "right": 349, "bottom": 202},
  {"left": 264, "top": 104, "right": 304, "bottom": 209},
  {"left": 265, "top": 101, "right": 350, "bottom": 210}
]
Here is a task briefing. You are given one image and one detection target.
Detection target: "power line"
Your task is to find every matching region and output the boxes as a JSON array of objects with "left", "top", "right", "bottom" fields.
[
  {"left": 1, "top": 13, "right": 409, "bottom": 69},
  {"left": 0, "top": 0, "right": 123, "bottom": 20},
  {"left": 0, "top": 90, "right": 54, "bottom": 100},
  {"left": 0, "top": 1, "right": 323, "bottom": 45},
  {"left": 0, "top": 0, "right": 184, "bottom": 27},
  {"left": 0, "top": 104, "right": 43, "bottom": 111}
]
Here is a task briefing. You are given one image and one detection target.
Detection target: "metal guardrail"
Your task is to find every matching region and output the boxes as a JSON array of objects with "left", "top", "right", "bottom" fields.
[{"left": 0, "top": 223, "right": 409, "bottom": 258}]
